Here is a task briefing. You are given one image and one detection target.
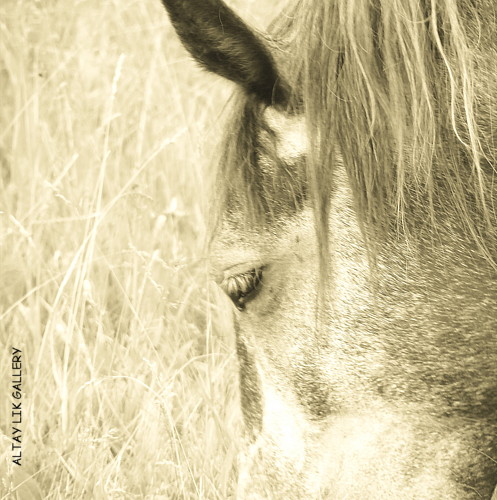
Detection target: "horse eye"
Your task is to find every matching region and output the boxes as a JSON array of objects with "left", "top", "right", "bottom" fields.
[{"left": 221, "top": 268, "right": 263, "bottom": 311}]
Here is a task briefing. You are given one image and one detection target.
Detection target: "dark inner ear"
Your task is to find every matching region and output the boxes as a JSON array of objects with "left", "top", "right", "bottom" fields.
[{"left": 161, "top": 0, "right": 289, "bottom": 107}]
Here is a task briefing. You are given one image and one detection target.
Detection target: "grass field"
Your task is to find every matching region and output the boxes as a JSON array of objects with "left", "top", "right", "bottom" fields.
[{"left": 0, "top": 0, "right": 283, "bottom": 498}]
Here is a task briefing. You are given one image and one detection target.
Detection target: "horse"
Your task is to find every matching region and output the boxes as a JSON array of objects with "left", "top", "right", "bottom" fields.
[{"left": 159, "top": 0, "right": 497, "bottom": 497}]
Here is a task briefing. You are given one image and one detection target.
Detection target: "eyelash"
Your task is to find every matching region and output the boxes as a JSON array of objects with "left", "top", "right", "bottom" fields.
[{"left": 221, "top": 268, "right": 264, "bottom": 311}]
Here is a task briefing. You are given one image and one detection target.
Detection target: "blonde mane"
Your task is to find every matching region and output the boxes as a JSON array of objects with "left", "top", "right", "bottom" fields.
[{"left": 218, "top": 0, "right": 497, "bottom": 265}]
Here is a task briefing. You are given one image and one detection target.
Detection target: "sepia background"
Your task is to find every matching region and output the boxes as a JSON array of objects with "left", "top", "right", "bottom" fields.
[{"left": 0, "top": 0, "right": 284, "bottom": 498}]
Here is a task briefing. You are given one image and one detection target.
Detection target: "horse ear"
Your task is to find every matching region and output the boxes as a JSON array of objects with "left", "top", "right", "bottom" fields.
[{"left": 161, "top": 0, "right": 289, "bottom": 107}]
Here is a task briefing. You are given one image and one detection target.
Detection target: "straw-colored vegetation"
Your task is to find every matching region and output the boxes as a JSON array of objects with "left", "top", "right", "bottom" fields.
[{"left": 0, "top": 0, "right": 282, "bottom": 497}]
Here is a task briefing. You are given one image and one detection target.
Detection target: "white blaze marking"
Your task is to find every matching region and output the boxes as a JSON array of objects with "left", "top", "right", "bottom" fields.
[{"left": 263, "top": 107, "right": 308, "bottom": 163}]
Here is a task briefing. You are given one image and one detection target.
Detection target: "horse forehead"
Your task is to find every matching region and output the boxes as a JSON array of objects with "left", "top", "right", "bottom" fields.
[{"left": 211, "top": 107, "right": 310, "bottom": 272}]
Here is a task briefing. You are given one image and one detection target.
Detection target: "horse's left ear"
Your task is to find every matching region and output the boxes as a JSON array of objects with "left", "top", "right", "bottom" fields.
[{"left": 161, "top": 0, "right": 289, "bottom": 107}]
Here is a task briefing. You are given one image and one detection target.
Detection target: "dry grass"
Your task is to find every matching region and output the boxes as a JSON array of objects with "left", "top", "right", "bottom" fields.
[{"left": 0, "top": 0, "right": 284, "bottom": 497}]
